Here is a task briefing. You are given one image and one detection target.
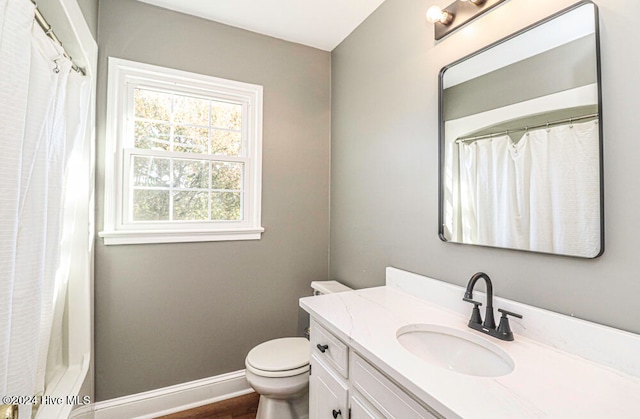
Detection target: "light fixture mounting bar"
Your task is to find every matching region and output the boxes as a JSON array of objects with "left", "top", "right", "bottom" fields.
[{"left": 435, "top": 0, "right": 507, "bottom": 40}]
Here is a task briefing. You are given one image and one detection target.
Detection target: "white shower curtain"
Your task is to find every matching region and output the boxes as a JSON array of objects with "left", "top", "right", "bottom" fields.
[
  {"left": 458, "top": 120, "right": 600, "bottom": 256},
  {"left": 0, "top": 1, "right": 89, "bottom": 417}
]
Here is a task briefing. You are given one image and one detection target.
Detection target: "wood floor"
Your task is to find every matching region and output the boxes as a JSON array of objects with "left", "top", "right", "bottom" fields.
[{"left": 156, "top": 392, "right": 259, "bottom": 419}]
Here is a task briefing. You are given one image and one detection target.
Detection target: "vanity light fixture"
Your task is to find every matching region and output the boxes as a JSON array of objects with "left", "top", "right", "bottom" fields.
[{"left": 427, "top": 0, "right": 506, "bottom": 40}]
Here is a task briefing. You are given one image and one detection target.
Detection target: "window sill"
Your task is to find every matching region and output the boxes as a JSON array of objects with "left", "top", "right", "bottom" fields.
[{"left": 98, "top": 227, "right": 264, "bottom": 245}]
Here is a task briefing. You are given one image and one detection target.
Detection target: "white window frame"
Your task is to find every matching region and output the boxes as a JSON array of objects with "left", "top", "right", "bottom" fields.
[{"left": 100, "top": 58, "right": 263, "bottom": 245}]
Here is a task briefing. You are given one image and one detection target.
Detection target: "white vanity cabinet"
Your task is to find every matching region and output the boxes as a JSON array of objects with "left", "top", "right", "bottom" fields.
[
  {"left": 309, "top": 319, "right": 349, "bottom": 419},
  {"left": 310, "top": 319, "right": 440, "bottom": 419},
  {"left": 302, "top": 269, "right": 640, "bottom": 418}
]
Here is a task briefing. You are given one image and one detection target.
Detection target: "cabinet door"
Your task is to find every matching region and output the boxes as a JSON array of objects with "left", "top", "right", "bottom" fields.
[
  {"left": 310, "top": 354, "right": 348, "bottom": 419},
  {"left": 350, "top": 393, "right": 384, "bottom": 419}
]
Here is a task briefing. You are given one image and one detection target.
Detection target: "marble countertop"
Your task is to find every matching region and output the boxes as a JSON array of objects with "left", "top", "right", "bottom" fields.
[{"left": 300, "top": 284, "right": 640, "bottom": 418}]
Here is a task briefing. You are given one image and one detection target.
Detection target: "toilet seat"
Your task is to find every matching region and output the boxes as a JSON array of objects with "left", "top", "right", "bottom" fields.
[{"left": 246, "top": 337, "right": 310, "bottom": 378}]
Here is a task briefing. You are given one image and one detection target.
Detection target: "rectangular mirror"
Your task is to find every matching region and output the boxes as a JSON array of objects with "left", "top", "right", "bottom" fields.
[{"left": 438, "top": 1, "right": 603, "bottom": 258}]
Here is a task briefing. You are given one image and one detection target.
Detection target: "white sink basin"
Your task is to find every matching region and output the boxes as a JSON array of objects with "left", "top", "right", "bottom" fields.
[{"left": 396, "top": 324, "right": 514, "bottom": 377}]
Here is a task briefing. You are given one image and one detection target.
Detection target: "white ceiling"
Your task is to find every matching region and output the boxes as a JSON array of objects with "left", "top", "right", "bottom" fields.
[{"left": 137, "top": 0, "right": 387, "bottom": 51}]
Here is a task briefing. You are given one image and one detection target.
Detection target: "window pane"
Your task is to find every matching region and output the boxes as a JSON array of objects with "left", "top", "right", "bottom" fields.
[
  {"left": 173, "top": 125, "right": 209, "bottom": 153},
  {"left": 134, "top": 121, "right": 170, "bottom": 150},
  {"left": 173, "top": 159, "right": 209, "bottom": 189},
  {"left": 173, "top": 191, "right": 209, "bottom": 221},
  {"left": 212, "top": 162, "right": 242, "bottom": 190},
  {"left": 135, "top": 89, "right": 171, "bottom": 122},
  {"left": 211, "top": 129, "right": 241, "bottom": 156},
  {"left": 132, "top": 156, "right": 170, "bottom": 187},
  {"left": 133, "top": 190, "right": 170, "bottom": 221},
  {"left": 211, "top": 101, "right": 242, "bottom": 130},
  {"left": 212, "top": 192, "right": 241, "bottom": 220},
  {"left": 174, "top": 94, "right": 209, "bottom": 126}
]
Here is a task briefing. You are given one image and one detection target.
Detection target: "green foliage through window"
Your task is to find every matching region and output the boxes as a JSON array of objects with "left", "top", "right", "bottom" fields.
[{"left": 130, "top": 88, "right": 245, "bottom": 222}]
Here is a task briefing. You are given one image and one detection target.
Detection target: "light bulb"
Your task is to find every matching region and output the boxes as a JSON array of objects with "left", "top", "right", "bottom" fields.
[
  {"left": 426, "top": 6, "right": 454, "bottom": 25},
  {"left": 426, "top": 6, "right": 444, "bottom": 23}
]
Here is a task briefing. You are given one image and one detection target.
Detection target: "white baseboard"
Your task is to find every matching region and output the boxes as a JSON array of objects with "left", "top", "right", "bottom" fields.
[{"left": 70, "top": 370, "right": 252, "bottom": 419}]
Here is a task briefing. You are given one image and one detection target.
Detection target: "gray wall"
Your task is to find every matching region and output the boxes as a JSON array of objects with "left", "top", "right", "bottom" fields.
[
  {"left": 330, "top": 0, "right": 640, "bottom": 335},
  {"left": 444, "top": 35, "right": 597, "bottom": 120},
  {"left": 95, "top": 0, "right": 330, "bottom": 400},
  {"left": 77, "top": 0, "right": 98, "bottom": 39}
]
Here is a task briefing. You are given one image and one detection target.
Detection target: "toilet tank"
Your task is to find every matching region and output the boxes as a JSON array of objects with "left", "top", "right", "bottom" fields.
[
  {"left": 305, "top": 281, "right": 352, "bottom": 339},
  {"left": 310, "top": 280, "right": 352, "bottom": 295}
]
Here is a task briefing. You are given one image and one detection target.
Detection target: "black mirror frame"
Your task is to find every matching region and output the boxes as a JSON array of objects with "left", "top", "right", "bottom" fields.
[{"left": 437, "top": 0, "right": 605, "bottom": 258}]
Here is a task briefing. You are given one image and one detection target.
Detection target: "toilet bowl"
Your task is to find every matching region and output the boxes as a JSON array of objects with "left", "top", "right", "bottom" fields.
[
  {"left": 245, "top": 337, "right": 310, "bottom": 419},
  {"left": 245, "top": 281, "right": 352, "bottom": 419}
]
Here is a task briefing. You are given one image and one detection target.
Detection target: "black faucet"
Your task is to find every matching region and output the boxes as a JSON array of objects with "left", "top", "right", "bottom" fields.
[{"left": 463, "top": 272, "right": 522, "bottom": 341}]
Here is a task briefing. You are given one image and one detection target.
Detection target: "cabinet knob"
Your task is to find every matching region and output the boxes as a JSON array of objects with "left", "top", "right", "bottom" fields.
[
  {"left": 332, "top": 409, "right": 342, "bottom": 418},
  {"left": 317, "top": 343, "right": 329, "bottom": 353}
]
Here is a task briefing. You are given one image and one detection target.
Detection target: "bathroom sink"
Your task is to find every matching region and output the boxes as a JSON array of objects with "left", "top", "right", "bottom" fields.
[{"left": 396, "top": 324, "right": 514, "bottom": 377}]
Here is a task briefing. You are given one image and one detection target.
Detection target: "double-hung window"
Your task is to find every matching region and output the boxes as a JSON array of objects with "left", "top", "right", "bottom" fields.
[{"left": 100, "top": 58, "right": 263, "bottom": 244}]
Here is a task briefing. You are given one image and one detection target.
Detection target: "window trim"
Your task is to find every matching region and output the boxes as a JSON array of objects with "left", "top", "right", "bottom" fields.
[{"left": 100, "top": 58, "right": 263, "bottom": 245}]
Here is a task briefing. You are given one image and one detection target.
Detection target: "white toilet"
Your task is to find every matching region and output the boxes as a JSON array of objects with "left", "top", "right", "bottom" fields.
[{"left": 245, "top": 281, "right": 352, "bottom": 419}]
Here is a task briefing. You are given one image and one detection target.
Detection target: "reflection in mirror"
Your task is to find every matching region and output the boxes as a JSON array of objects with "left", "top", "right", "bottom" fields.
[{"left": 439, "top": 2, "right": 603, "bottom": 258}]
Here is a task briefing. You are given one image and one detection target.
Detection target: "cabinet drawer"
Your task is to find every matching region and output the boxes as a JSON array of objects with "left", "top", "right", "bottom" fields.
[
  {"left": 310, "top": 319, "right": 349, "bottom": 378},
  {"left": 351, "top": 353, "right": 439, "bottom": 419}
]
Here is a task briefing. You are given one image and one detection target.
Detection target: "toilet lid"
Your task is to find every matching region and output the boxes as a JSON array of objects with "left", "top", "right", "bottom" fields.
[{"left": 246, "top": 337, "right": 309, "bottom": 373}]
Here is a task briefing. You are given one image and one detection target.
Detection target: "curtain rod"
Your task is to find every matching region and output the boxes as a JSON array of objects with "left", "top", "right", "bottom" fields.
[
  {"left": 455, "top": 113, "right": 599, "bottom": 144},
  {"left": 32, "top": 2, "right": 85, "bottom": 75}
]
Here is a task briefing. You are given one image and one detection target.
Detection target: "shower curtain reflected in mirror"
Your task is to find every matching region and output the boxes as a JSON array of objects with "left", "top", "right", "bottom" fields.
[{"left": 455, "top": 120, "right": 600, "bottom": 256}]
